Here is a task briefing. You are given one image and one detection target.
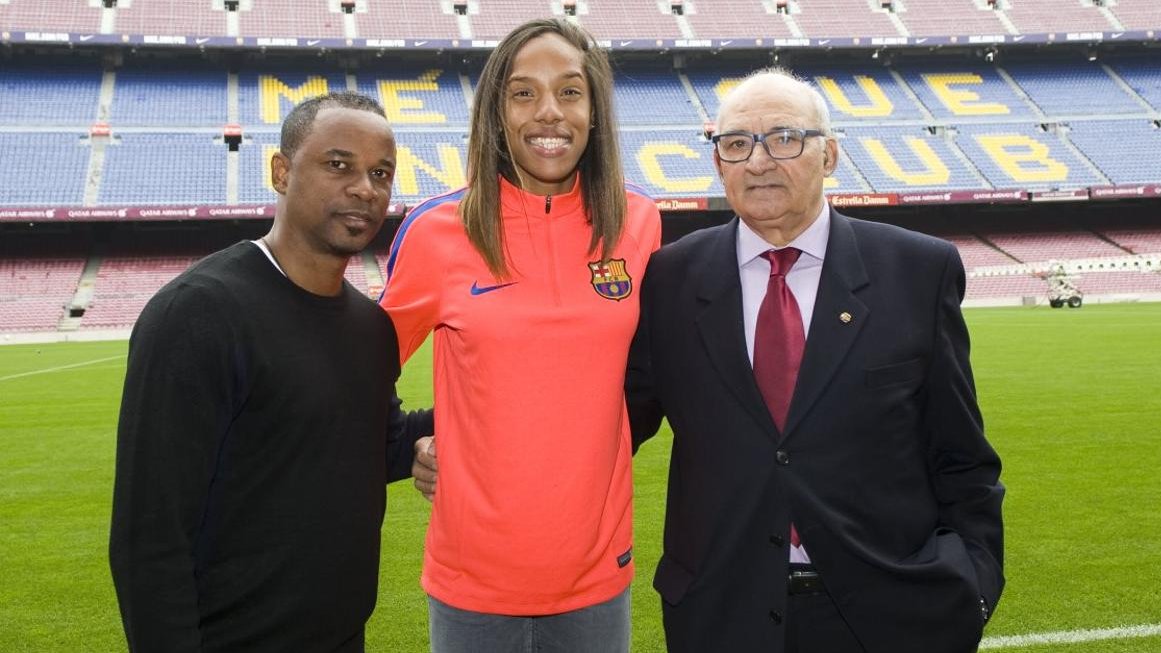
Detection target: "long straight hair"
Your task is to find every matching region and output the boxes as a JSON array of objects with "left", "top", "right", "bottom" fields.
[{"left": 460, "top": 18, "right": 626, "bottom": 279}]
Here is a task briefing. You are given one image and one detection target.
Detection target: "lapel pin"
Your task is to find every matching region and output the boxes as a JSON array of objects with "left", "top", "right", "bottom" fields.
[{"left": 839, "top": 311, "right": 853, "bottom": 324}]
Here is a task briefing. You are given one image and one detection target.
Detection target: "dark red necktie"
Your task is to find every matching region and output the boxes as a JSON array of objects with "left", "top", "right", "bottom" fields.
[{"left": 752, "top": 248, "right": 805, "bottom": 547}]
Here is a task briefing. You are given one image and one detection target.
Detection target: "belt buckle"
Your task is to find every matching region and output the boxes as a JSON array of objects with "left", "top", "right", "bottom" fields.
[{"left": 788, "top": 569, "right": 824, "bottom": 595}]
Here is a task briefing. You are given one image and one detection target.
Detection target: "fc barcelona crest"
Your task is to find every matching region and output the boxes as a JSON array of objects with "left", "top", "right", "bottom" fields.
[{"left": 588, "top": 259, "right": 633, "bottom": 301}]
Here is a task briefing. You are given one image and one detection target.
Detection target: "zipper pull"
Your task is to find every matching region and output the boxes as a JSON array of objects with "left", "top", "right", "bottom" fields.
[{"left": 545, "top": 195, "right": 552, "bottom": 214}]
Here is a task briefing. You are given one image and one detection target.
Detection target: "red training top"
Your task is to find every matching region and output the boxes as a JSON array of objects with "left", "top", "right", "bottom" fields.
[{"left": 380, "top": 175, "right": 661, "bottom": 615}]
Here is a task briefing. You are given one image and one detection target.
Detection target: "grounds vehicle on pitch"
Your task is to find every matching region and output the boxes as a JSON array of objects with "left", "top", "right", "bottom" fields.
[{"left": 1045, "top": 262, "right": 1083, "bottom": 308}]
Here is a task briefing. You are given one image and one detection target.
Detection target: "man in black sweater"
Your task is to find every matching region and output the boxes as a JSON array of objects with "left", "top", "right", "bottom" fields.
[{"left": 109, "top": 92, "right": 432, "bottom": 652}]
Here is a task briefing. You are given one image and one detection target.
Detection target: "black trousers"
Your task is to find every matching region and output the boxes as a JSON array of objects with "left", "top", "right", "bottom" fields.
[{"left": 785, "top": 591, "right": 866, "bottom": 653}]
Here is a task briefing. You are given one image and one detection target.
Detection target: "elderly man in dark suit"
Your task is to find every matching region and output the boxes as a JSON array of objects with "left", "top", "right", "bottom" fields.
[{"left": 626, "top": 69, "right": 1004, "bottom": 653}]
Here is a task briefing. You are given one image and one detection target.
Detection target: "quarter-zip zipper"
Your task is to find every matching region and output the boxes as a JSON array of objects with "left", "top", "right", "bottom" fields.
[{"left": 544, "top": 194, "right": 562, "bottom": 306}]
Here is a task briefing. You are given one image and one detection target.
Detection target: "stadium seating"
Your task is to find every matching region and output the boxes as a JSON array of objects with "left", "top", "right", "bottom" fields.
[
  {"left": 1073, "top": 271, "right": 1161, "bottom": 295},
  {"left": 577, "top": 1, "right": 684, "bottom": 39},
  {"left": 841, "top": 126, "right": 985, "bottom": 192},
  {"left": 1107, "top": 57, "right": 1161, "bottom": 113},
  {"left": 0, "top": 0, "right": 101, "bottom": 33},
  {"left": 392, "top": 131, "right": 470, "bottom": 201},
  {"left": 684, "top": 0, "right": 796, "bottom": 39},
  {"left": 471, "top": 0, "right": 549, "bottom": 40},
  {"left": 981, "top": 230, "right": 1127, "bottom": 264},
  {"left": 5, "top": 55, "right": 1161, "bottom": 207},
  {"left": 357, "top": 0, "right": 462, "bottom": 40},
  {"left": 1098, "top": 227, "right": 1161, "bottom": 256},
  {"left": 1002, "top": 0, "right": 1113, "bottom": 34},
  {"left": 619, "top": 129, "right": 722, "bottom": 197},
  {"left": 99, "top": 134, "right": 228, "bottom": 205},
  {"left": 964, "top": 273, "right": 1047, "bottom": 301},
  {"left": 237, "top": 66, "right": 350, "bottom": 127},
  {"left": 803, "top": 66, "right": 928, "bottom": 122},
  {"left": 109, "top": 61, "right": 229, "bottom": 126},
  {"left": 792, "top": 0, "right": 900, "bottom": 38},
  {"left": 614, "top": 69, "right": 703, "bottom": 125},
  {"left": 0, "top": 133, "right": 90, "bottom": 207},
  {"left": 1003, "top": 59, "right": 1145, "bottom": 117},
  {"left": 1, "top": 0, "right": 1159, "bottom": 40},
  {"left": 237, "top": 132, "right": 281, "bottom": 205},
  {"left": 1066, "top": 120, "right": 1161, "bottom": 185},
  {"left": 355, "top": 66, "right": 471, "bottom": 126},
  {"left": 237, "top": 0, "right": 345, "bottom": 39},
  {"left": 896, "top": 0, "right": 1010, "bottom": 37},
  {"left": 686, "top": 65, "right": 756, "bottom": 121},
  {"left": 896, "top": 64, "right": 1038, "bottom": 121},
  {"left": 1109, "top": 0, "right": 1161, "bottom": 31},
  {"left": 953, "top": 123, "right": 1105, "bottom": 190},
  {"left": 0, "top": 58, "right": 102, "bottom": 126},
  {"left": 0, "top": 257, "right": 84, "bottom": 331},
  {"left": 941, "top": 234, "right": 1018, "bottom": 270},
  {"left": 115, "top": 0, "right": 226, "bottom": 37}
]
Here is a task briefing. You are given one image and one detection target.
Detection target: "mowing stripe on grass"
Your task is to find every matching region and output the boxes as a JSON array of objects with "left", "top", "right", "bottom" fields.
[
  {"left": 0, "top": 355, "right": 124, "bottom": 382},
  {"left": 981, "top": 623, "right": 1161, "bottom": 649}
]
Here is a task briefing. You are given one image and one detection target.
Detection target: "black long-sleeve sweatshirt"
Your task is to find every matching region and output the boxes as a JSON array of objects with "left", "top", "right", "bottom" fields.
[{"left": 109, "top": 242, "right": 433, "bottom": 652}]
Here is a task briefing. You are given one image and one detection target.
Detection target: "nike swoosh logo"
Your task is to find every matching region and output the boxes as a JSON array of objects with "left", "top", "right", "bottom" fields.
[{"left": 470, "top": 281, "right": 518, "bottom": 296}]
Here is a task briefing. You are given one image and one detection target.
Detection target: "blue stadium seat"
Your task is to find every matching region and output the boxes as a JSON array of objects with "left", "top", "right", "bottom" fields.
[
  {"left": 613, "top": 69, "right": 702, "bottom": 125},
  {"left": 842, "top": 126, "right": 984, "bottom": 192},
  {"left": 0, "top": 133, "right": 89, "bottom": 206},
  {"left": 0, "top": 58, "right": 102, "bottom": 126},
  {"left": 799, "top": 66, "right": 928, "bottom": 122},
  {"left": 237, "top": 66, "right": 349, "bottom": 127},
  {"left": 687, "top": 68, "right": 754, "bottom": 123},
  {"left": 391, "top": 131, "right": 469, "bottom": 204},
  {"left": 897, "top": 64, "right": 1037, "bottom": 121},
  {"left": 1107, "top": 56, "right": 1161, "bottom": 113},
  {"left": 1067, "top": 120, "right": 1161, "bottom": 185},
  {"left": 109, "top": 62, "right": 229, "bottom": 126},
  {"left": 355, "top": 66, "right": 470, "bottom": 126},
  {"left": 954, "top": 123, "right": 1104, "bottom": 190},
  {"left": 238, "top": 133, "right": 280, "bottom": 205},
  {"left": 100, "top": 134, "right": 227, "bottom": 205},
  {"left": 1003, "top": 60, "right": 1144, "bottom": 117},
  {"left": 619, "top": 130, "right": 722, "bottom": 198}
]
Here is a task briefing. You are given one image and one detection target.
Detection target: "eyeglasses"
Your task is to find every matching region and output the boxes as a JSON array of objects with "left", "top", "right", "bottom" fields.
[{"left": 711, "top": 128, "right": 826, "bottom": 163}]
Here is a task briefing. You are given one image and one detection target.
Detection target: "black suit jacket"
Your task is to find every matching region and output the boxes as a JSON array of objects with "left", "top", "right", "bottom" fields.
[{"left": 627, "top": 211, "right": 1004, "bottom": 653}]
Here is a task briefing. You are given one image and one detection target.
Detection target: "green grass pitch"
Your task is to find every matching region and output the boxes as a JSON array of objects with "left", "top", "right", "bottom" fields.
[{"left": 1, "top": 303, "right": 1159, "bottom": 651}]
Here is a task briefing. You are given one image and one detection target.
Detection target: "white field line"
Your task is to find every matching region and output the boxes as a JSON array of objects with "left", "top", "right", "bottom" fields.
[
  {"left": 0, "top": 355, "right": 124, "bottom": 382},
  {"left": 981, "top": 623, "right": 1161, "bottom": 649}
]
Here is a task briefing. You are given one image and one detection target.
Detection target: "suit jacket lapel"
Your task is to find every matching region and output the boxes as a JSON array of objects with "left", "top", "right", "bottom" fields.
[
  {"left": 783, "top": 211, "right": 870, "bottom": 438},
  {"left": 694, "top": 218, "right": 779, "bottom": 437}
]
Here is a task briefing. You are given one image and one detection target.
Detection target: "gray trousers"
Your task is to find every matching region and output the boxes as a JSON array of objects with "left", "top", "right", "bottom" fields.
[{"left": 428, "top": 587, "right": 631, "bottom": 653}]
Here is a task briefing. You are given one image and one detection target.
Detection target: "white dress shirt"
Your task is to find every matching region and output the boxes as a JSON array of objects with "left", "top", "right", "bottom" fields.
[{"left": 735, "top": 201, "right": 831, "bottom": 564}]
